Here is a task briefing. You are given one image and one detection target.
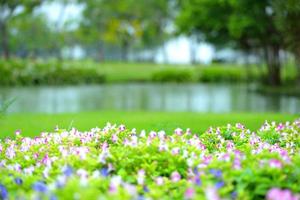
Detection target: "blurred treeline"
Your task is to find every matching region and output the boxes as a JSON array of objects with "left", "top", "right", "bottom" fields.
[{"left": 0, "top": 0, "right": 300, "bottom": 86}]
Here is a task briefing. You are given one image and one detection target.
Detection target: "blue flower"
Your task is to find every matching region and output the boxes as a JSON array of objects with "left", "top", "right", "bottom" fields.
[
  {"left": 209, "top": 169, "right": 222, "bottom": 178},
  {"left": 193, "top": 167, "right": 199, "bottom": 175},
  {"left": 215, "top": 181, "right": 225, "bottom": 189},
  {"left": 0, "top": 184, "right": 8, "bottom": 199},
  {"left": 231, "top": 191, "right": 237, "bottom": 199},
  {"left": 14, "top": 178, "right": 23, "bottom": 185},
  {"left": 100, "top": 168, "right": 109, "bottom": 177},
  {"left": 50, "top": 194, "right": 58, "bottom": 200},
  {"left": 137, "top": 195, "right": 145, "bottom": 200},
  {"left": 63, "top": 165, "right": 73, "bottom": 177},
  {"left": 32, "top": 181, "right": 48, "bottom": 193}
]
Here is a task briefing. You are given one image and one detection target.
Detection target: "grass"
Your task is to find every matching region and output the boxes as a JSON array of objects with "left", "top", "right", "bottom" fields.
[{"left": 0, "top": 111, "right": 298, "bottom": 138}]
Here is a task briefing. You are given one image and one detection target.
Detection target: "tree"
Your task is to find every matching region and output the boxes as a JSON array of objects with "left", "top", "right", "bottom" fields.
[
  {"left": 0, "top": 0, "right": 42, "bottom": 59},
  {"left": 273, "top": 0, "right": 300, "bottom": 84},
  {"left": 176, "top": 0, "right": 284, "bottom": 86},
  {"left": 9, "top": 14, "right": 59, "bottom": 58},
  {"left": 79, "top": 0, "right": 172, "bottom": 61}
]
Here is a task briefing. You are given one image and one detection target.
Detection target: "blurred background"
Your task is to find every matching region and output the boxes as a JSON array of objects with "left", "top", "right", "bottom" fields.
[{"left": 0, "top": 0, "right": 299, "bottom": 136}]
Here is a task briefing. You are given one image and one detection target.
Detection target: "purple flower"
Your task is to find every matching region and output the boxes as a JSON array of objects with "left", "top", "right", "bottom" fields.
[
  {"left": 14, "top": 178, "right": 23, "bottom": 185},
  {"left": 209, "top": 169, "right": 222, "bottom": 178},
  {"left": 0, "top": 184, "right": 8, "bottom": 199},
  {"left": 32, "top": 181, "right": 48, "bottom": 193},
  {"left": 195, "top": 176, "right": 201, "bottom": 186}
]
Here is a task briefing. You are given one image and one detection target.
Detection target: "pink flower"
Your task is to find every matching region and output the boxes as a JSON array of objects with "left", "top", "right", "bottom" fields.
[
  {"left": 15, "top": 130, "right": 21, "bottom": 136},
  {"left": 119, "top": 124, "right": 126, "bottom": 131},
  {"left": 205, "top": 186, "right": 220, "bottom": 200},
  {"left": 267, "top": 188, "right": 298, "bottom": 200},
  {"left": 159, "top": 143, "right": 168, "bottom": 152},
  {"left": 226, "top": 141, "right": 234, "bottom": 151},
  {"left": 156, "top": 177, "right": 164, "bottom": 185},
  {"left": 233, "top": 158, "right": 241, "bottom": 169},
  {"left": 149, "top": 131, "right": 157, "bottom": 138},
  {"left": 174, "top": 128, "right": 183, "bottom": 136},
  {"left": 112, "top": 134, "right": 118, "bottom": 143},
  {"left": 171, "top": 171, "right": 181, "bottom": 182},
  {"left": 185, "top": 188, "right": 195, "bottom": 199},
  {"left": 171, "top": 147, "right": 180, "bottom": 155},
  {"left": 269, "top": 159, "right": 282, "bottom": 169},
  {"left": 137, "top": 169, "right": 145, "bottom": 185},
  {"left": 41, "top": 154, "right": 52, "bottom": 167}
]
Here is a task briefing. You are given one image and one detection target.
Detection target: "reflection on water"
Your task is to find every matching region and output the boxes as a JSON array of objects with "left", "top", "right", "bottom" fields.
[{"left": 0, "top": 84, "right": 299, "bottom": 114}]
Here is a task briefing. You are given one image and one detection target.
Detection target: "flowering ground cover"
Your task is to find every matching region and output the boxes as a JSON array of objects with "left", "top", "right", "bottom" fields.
[{"left": 0, "top": 119, "right": 300, "bottom": 199}]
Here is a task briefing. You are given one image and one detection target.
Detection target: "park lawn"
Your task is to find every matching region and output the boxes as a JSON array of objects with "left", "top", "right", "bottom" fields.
[{"left": 0, "top": 111, "right": 298, "bottom": 138}]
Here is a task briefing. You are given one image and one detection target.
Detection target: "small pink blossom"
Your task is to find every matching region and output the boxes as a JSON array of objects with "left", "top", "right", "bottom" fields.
[
  {"left": 156, "top": 177, "right": 164, "bottom": 185},
  {"left": 112, "top": 134, "right": 118, "bottom": 143},
  {"left": 267, "top": 188, "right": 298, "bottom": 200},
  {"left": 119, "top": 124, "right": 126, "bottom": 131},
  {"left": 185, "top": 188, "right": 195, "bottom": 199},
  {"left": 269, "top": 159, "right": 282, "bottom": 169},
  {"left": 171, "top": 171, "right": 181, "bottom": 182},
  {"left": 174, "top": 128, "right": 183, "bottom": 136},
  {"left": 137, "top": 169, "right": 145, "bottom": 185},
  {"left": 171, "top": 147, "right": 180, "bottom": 155},
  {"left": 15, "top": 130, "right": 21, "bottom": 136},
  {"left": 205, "top": 186, "right": 220, "bottom": 200}
]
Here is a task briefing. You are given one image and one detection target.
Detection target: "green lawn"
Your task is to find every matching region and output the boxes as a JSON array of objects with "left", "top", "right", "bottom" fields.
[{"left": 0, "top": 111, "right": 298, "bottom": 138}]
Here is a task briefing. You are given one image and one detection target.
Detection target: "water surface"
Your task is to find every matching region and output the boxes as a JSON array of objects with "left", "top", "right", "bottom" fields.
[{"left": 0, "top": 84, "right": 299, "bottom": 114}]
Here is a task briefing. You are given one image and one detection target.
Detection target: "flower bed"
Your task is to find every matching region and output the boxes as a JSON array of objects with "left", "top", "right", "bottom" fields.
[{"left": 0, "top": 120, "right": 300, "bottom": 199}]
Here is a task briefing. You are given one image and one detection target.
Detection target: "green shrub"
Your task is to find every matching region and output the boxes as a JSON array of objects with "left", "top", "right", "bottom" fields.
[
  {"left": 0, "top": 59, "right": 106, "bottom": 86},
  {"left": 198, "top": 67, "right": 248, "bottom": 83},
  {"left": 151, "top": 68, "right": 194, "bottom": 83}
]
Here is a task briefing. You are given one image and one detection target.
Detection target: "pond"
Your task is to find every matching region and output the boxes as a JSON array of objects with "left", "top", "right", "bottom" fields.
[{"left": 0, "top": 83, "right": 299, "bottom": 114}]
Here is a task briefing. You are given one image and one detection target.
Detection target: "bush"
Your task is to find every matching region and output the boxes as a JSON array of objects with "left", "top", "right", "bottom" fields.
[
  {"left": 0, "top": 59, "right": 106, "bottom": 86},
  {"left": 151, "top": 68, "right": 194, "bottom": 83},
  {"left": 198, "top": 67, "right": 248, "bottom": 83}
]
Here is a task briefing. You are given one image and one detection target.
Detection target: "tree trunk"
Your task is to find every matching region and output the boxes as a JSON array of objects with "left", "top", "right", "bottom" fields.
[
  {"left": 0, "top": 21, "right": 10, "bottom": 59},
  {"left": 121, "top": 40, "right": 129, "bottom": 61},
  {"left": 264, "top": 45, "right": 281, "bottom": 86},
  {"left": 190, "top": 35, "right": 197, "bottom": 65},
  {"left": 294, "top": 48, "right": 300, "bottom": 86}
]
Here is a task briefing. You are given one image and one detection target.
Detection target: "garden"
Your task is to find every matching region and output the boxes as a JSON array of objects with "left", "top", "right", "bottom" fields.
[
  {"left": 1, "top": 0, "right": 300, "bottom": 199},
  {"left": 1, "top": 119, "right": 300, "bottom": 199}
]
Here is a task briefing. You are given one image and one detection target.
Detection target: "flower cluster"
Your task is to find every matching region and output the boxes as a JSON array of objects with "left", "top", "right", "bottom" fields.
[{"left": 0, "top": 120, "right": 300, "bottom": 199}]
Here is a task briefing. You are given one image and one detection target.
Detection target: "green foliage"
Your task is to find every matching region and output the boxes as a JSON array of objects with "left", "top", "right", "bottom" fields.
[
  {"left": 151, "top": 68, "right": 194, "bottom": 83},
  {"left": 199, "top": 66, "right": 259, "bottom": 83},
  {"left": 0, "top": 59, "right": 106, "bottom": 86}
]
